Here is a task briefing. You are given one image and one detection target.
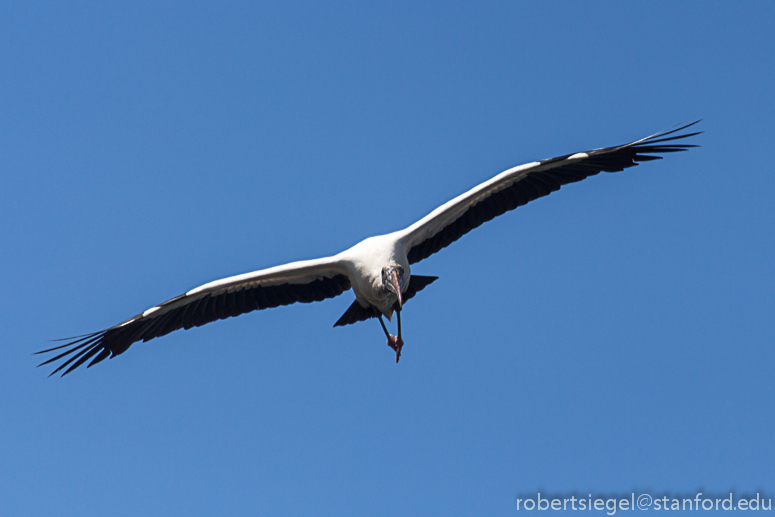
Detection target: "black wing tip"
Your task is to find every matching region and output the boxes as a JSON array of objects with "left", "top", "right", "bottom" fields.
[
  {"left": 551, "top": 121, "right": 703, "bottom": 162},
  {"left": 626, "top": 122, "right": 702, "bottom": 157},
  {"left": 34, "top": 331, "right": 103, "bottom": 355},
  {"left": 36, "top": 329, "right": 111, "bottom": 377},
  {"left": 670, "top": 119, "right": 702, "bottom": 132},
  {"left": 652, "top": 120, "right": 703, "bottom": 138},
  {"left": 638, "top": 120, "right": 703, "bottom": 144}
]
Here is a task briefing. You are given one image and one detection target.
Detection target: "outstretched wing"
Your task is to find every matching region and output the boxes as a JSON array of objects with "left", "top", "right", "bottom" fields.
[
  {"left": 399, "top": 122, "right": 701, "bottom": 264},
  {"left": 37, "top": 257, "right": 351, "bottom": 376}
]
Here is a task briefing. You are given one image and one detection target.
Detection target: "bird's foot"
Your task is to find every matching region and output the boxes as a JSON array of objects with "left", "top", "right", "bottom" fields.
[{"left": 387, "top": 335, "right": 404, "bottom": 363}]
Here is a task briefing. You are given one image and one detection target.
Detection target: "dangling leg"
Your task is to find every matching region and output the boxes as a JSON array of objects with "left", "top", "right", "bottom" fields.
[
  {"left": 378, "top": 315, "right": 398, "bottom": 353},
  {"left": 394, "top": 309, "right": 404, "bottom": 363}
]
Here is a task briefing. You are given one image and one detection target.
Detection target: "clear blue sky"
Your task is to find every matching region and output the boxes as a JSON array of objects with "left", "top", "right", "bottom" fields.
[{"left": 2, "top": 1, "right": 773, "bottom": 515}]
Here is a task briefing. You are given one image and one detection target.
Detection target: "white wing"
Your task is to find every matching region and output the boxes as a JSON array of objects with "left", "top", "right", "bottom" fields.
[
  {"left": 399, "top": 122, "right": 701, "bottom": 264},
  {"left": 37, "top": 256, "right": 350, "bottom": 376}
]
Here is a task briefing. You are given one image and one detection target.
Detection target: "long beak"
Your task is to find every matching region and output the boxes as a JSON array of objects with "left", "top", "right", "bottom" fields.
[{"left": 388, "top": 270, "right": 403, "bottom": 308}]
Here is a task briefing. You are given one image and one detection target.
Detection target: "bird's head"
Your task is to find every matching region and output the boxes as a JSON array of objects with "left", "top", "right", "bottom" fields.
[{"left": 381, "top": 263, "right": 404, "bottom": 308}]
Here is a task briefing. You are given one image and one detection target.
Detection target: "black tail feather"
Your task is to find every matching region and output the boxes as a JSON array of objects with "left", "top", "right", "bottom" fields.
[{"left": 333, "top": 275, "right": 439, "bottom": 327}]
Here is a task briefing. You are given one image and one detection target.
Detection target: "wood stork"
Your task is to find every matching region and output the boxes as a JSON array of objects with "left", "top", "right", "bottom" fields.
[{"left": 37, "top": 122, "right": 701, "bottom": 376}]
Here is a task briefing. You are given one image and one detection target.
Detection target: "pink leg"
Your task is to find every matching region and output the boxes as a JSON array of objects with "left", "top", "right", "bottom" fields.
[
  {"left": 379, "top": 314, "right": 404, "bottom": 362},
  {"left": 394, "top": 310, "right": 404, "bottom": 362}
]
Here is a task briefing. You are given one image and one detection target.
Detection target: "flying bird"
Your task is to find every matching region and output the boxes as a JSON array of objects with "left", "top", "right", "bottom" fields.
[{"left": 38, "top": 122, "right": 701, "bottom": 376}]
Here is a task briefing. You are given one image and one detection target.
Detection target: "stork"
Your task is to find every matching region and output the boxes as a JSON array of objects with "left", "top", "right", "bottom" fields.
[{"left": 37, "top": 122, "right": 700, "bottom": 376}]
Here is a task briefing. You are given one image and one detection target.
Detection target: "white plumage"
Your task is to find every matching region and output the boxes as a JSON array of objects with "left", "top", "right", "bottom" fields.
[{"left": 38, "top": 122, "right": 700, "bottom": 375}]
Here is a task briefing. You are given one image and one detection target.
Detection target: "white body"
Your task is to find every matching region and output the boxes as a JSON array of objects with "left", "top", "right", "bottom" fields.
[{"left": 336, "top": 233, "right": 411, "bottom": 316}]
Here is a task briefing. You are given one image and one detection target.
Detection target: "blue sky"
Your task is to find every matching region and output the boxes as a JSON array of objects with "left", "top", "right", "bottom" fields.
[{"left": 1, "top": 1, "right": 773, "bottom": 515}]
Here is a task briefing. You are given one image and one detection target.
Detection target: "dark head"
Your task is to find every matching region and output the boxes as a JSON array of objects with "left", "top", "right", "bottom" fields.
[{"left": 381, "top": 263, "right": 404, "bottom": 308}]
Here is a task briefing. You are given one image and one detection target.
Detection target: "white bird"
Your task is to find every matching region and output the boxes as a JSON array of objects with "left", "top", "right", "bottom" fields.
[{"left": 38, "top": 122, "right": 701, "bottom": 376}]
